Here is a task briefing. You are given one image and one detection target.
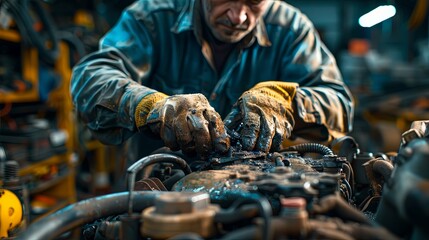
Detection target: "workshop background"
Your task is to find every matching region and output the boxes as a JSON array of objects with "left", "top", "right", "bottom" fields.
[{"left": 0, "top": 0, "right": 428, "bottom": 229}]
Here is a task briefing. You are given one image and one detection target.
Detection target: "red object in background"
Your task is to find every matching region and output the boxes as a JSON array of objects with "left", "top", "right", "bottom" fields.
[{"left": 348, "top": 39, "right": 370, "bottom": 56}]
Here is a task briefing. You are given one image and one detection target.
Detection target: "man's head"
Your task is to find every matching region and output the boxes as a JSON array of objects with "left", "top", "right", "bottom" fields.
[{"left": 201, "top": 0, "right": 269, "bottom": 43}]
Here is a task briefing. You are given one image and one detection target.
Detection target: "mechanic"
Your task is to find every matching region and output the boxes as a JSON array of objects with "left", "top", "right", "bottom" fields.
[{"left": 71, "top": 0, "right": 354, "bottom": 161}]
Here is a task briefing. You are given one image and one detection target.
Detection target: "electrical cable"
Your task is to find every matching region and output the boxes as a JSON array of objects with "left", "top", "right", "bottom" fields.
[
  {"left": 3, "top": 0, "right": 59, "bottom": 64},
  {"left": 56, "top": 30, "right": 87, "bottom": 59},
  {"left": 341, "top": 178, "right": 353, "bottom": 201},
  {"left": 342, "top": 161, "right": 355, "bottom": 193}
]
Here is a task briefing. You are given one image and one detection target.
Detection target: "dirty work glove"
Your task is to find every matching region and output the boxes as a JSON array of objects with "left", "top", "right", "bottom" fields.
[
  {"left": 224, "top": 81, "right": 298, "bottom": 152},
  {"left": 135, "top": 93, "right": 230, "bottom": 157}
]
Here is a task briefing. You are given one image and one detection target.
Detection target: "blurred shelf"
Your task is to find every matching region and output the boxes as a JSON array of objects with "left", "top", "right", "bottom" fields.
[
  {"left": 0, "top": 29, "right": 21, "bottom": 42},
  {"left": 2, "top": 29, "right": 76, "bottom": 226},
  {"left": 29, "top": 171, "right": 71, "bottom": 195},
  {"left": 0, "top": 41, "right": 39, "bottom": 104},
  {"left": 19, "top": 154, "right": 68, "bottom": 177},
  {"left": 0, "top": 91, "right": 39, "bottom": 103}
]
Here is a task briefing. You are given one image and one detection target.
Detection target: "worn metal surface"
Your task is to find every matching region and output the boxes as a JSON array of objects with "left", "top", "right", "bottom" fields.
[{"left": 173, "top": 154, "right": 342, "bottom": 200}]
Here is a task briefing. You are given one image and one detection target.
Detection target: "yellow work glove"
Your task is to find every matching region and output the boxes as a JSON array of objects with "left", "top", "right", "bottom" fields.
[
  {"left": 224, "top": 81, "right": 298, "bottom": 152},
  {"left": 135, "top": 93, "right": 230, "bottom": 158}
]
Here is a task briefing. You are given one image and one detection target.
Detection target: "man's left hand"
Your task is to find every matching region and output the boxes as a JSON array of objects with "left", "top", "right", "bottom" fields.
[{"left": 224, "top": 81, "right": 298, "bottom": 152}]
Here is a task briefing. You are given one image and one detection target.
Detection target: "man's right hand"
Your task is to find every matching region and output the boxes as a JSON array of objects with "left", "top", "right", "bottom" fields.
[{"left": 144, "top": 93, "right": 230, "bottom": 158}]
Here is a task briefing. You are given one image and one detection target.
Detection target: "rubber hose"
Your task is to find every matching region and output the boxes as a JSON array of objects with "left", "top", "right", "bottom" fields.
[
  {"left": 127, "top": 153, "right": 191, "bottom": 215},
  {"left": 162, "top": 170, "right": 186, "bottom": 190},
  {"left": 214, "top": 204, "right": 259, "bottom": 224},
  {"left": 285, "top": 143, "right": 334, "bottom": 156},
  {"left": 210, "top": 192, "right": 272, "bottom": 240}
]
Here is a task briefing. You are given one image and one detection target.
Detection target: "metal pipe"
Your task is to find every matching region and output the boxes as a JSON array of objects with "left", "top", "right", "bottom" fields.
[
  {"left": 17, "top": 191, "right": 162, "bottom": 240},
  {"left": 127, "top": 153, "right": 191, "bottom": 215}
]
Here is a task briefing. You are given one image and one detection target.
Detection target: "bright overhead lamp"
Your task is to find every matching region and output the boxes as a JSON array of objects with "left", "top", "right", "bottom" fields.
[{"left": 359, "top": 5, "right": 396, "bottom": 28}]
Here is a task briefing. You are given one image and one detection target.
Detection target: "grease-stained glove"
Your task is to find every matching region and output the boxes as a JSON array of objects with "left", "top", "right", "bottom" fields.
[
  {"left": 224, "top": 81, "right": 298, "bottom": 152},
  {"left": 135, "top": 93, "right": 230, "bottom": 157}
]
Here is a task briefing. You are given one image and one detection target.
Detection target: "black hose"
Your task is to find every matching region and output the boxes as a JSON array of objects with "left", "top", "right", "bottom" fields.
[
  {"left": 211, "top": 192, "right": 272, "bottom": 240},
  {"left": 56, "top": 30, "right": 87, "bottom": 59},
  {"left": 342, "top": 162, "right": 351, "bottom": 182},
  {"left": 127, "top": 153, "right": 192, "bottom": 177},
  {"left": 220, "top": 226, "right": 259, "bottom": 240},
  {"left": 341, "top": 179, "right": 352, "bottom": 201},
  {"left": 4, "top": 0, "right": 59, "bottom": 64},
  {"left": 329, "top": 135, "right": 359, "bottom": 163},
  {"left": 214, "top": 204, "right": 259, "bottom": 224},
  {"left": 16, "top": 191, "right": 162, "bottom": 240},
  {"left": 283, "top": 143, "right": 334, "bottom": 156},
  {"left": 127, "top": 153, "right": 191, "bottom": 215},
  {"left": 342, "top": 162, "right": 355, "bottom": 193},
  {"left": 162, "top": 169, "right": 186, "bottom": 190}
]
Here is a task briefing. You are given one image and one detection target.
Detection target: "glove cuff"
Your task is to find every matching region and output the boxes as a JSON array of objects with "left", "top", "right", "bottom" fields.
[
  {"left": 250, "top": 81, "right": 299, "bottom": 103},
  {"left": 135, "top": 92, "right": 168, "bottom": 128}
]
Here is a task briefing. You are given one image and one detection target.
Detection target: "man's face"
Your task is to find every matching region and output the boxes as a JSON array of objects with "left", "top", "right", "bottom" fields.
[{"left": 202, "top": 0, "right": 269, "bottom": 43}]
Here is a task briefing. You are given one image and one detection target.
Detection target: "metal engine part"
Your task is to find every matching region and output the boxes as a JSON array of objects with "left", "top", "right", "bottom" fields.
[
  {"left": 169, "top": 143, "right": 352, "bottom": 210},
  {"left": 141, "top": 192, "right": 219, "bottom": 239},
  {"left": 375, "top": 137, "right": 429, "bottom": 239},
  {"left": 15, "top": 121, "right": 429, "bottom": 240}
]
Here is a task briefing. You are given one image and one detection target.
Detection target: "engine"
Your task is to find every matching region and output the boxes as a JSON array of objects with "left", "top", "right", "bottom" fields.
[{"left": 16, "top": 121, "right": 429, "bottom": 240}]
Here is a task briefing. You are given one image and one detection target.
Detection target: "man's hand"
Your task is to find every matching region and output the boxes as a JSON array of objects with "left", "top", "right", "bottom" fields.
[
  {"left": 144, "top": 93, "right": 230, "bottom": 157},
  {"left": 224, "top": 81, "right": 298, "bottom": 152}
]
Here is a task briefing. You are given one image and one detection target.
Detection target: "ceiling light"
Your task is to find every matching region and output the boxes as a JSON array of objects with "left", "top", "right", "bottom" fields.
[{"left": 359, "top": 5, "right": 396, "bottom": 28}]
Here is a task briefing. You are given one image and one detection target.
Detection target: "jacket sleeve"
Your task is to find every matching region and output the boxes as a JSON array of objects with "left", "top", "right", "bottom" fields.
[
  {"left": 282, "top": 15, "right": 354, "bottom": 141},
  {"left": 70, "top": 4, "right": 158, "bottom": 145}
]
